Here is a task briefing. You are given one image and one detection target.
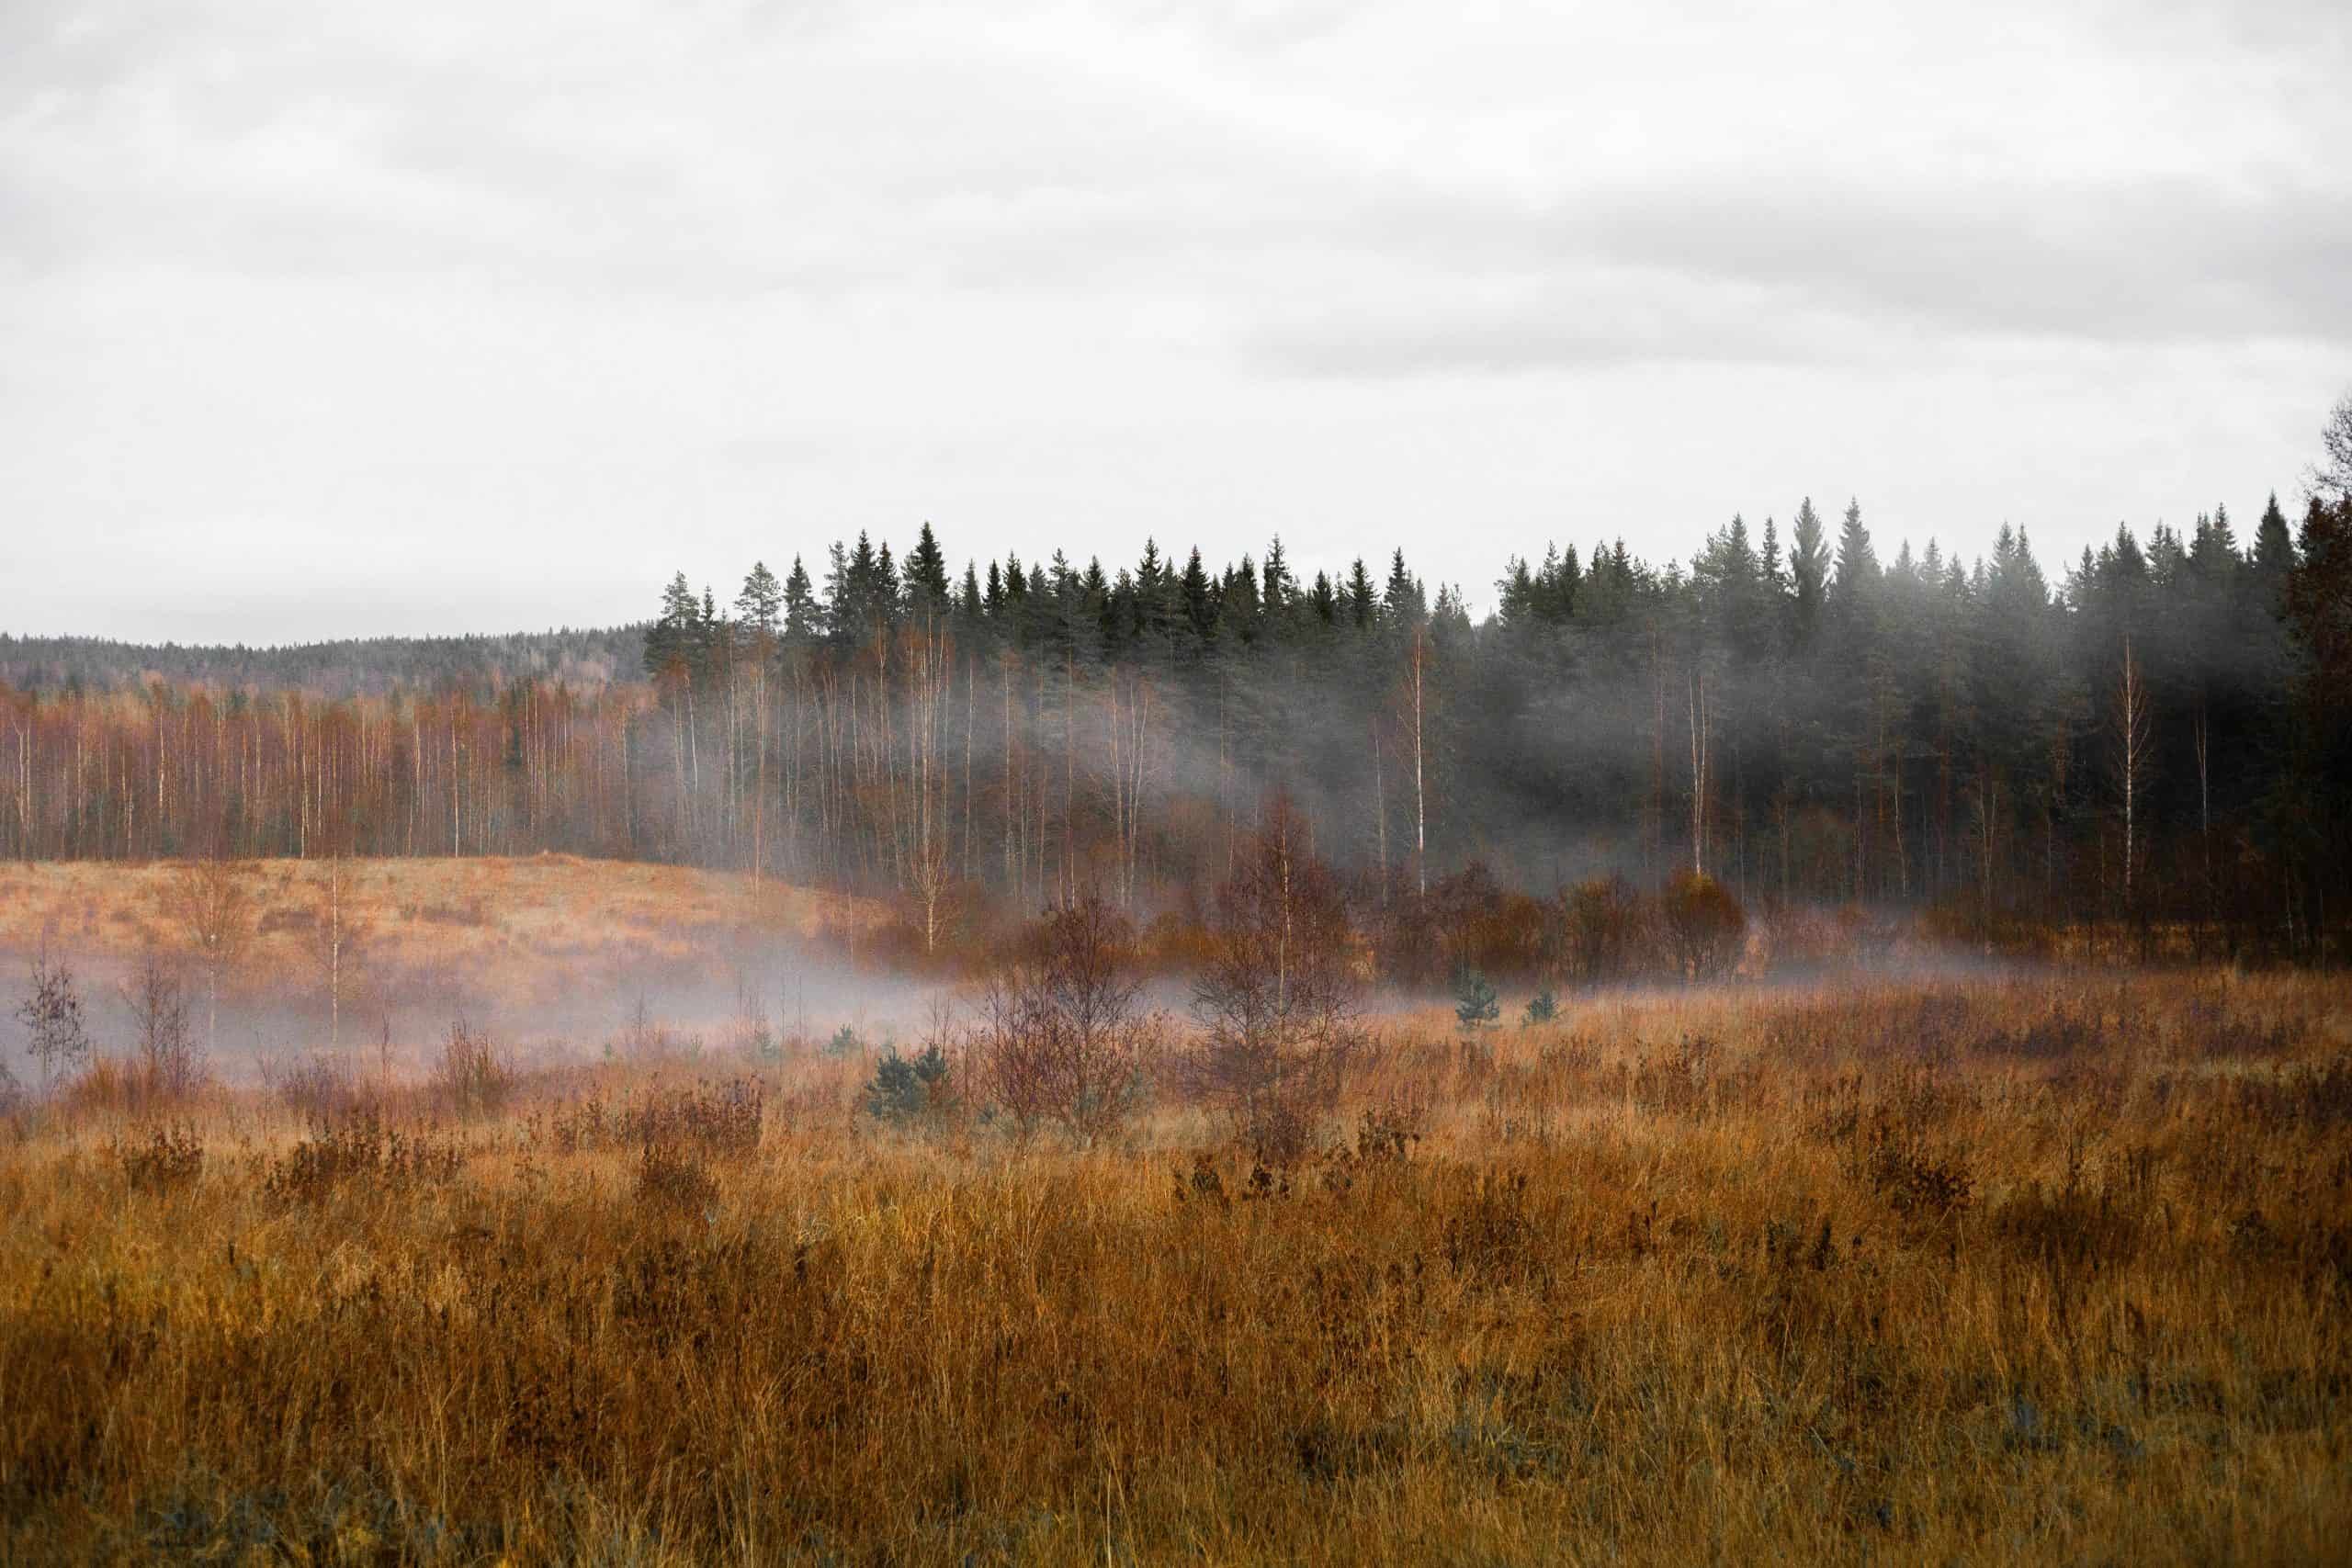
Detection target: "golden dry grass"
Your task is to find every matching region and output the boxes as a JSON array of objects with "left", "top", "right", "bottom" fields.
[
  {"left": 0, "top": 855, "right": 878, "bottom": 1009},
  {"left": 3, "top": 972, "right": 2349, "bottom": 1563}
]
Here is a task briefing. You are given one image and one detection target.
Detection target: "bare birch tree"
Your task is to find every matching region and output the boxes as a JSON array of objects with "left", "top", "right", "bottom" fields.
[
  {"left": 1183, "top": 797, "right": 1364, "bottom": 1161},
  {"left": 307, "top": 854, "right": 370, "bottom": 1054},
  {"left": 971, "top": 891, "right": 1152, "bottom": 1144},
  {"left": 124, "top": 953, "right": 202, "bottom": 1105},
  {"left": 15, "top": 947, "right": 92, "bottom": 1095},
  {"left": 166, "top": 858, "right": 254, "bottom": 1056}
]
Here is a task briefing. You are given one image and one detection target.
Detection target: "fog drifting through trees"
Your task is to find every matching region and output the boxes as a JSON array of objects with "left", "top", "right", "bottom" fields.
[{"left": 6, "top": 483, "right": 2350, "bottom": 964}]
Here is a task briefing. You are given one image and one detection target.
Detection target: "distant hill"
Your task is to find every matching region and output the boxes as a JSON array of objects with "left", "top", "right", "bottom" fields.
[{"left": 0, "top": 626, "right": 648, "bottom": 697}]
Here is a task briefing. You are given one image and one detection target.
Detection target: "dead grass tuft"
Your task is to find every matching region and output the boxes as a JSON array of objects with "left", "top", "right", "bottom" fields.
[
  {"left": 110, "top": 1122, "right": 204, "bottom": 1195},
  {"left": 261, "top": 1110, "right": 463, "bottom": 1204}
]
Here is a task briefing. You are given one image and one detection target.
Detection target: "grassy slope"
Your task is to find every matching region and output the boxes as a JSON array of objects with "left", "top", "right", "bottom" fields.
[{"left": 0, "top": 855, "right": 876, "bottom": 1006}]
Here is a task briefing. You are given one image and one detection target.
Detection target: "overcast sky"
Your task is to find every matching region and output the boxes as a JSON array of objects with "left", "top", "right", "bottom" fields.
[{"left": 4, "top": 0, "right": 2346, "bottom": 643}]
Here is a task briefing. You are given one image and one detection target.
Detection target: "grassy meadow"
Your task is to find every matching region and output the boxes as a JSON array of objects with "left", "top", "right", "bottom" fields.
[
  {"left": 2, "top": 964, "right": 2348, "bottom": 1563},
  {"left": 0, "top": 854, "right": 876, "bottom": 1008}
]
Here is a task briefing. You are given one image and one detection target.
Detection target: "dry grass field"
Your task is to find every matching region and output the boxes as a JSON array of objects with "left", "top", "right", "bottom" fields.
[
  {"left": 0, "top": 856, "right": 874, "bottom": 1000},
  {"left": 0, "top": 857, "right": 890, "bottom": 1085},
  {"left": 2, "top": 964, "right": 2348, "bottom": 1563}
]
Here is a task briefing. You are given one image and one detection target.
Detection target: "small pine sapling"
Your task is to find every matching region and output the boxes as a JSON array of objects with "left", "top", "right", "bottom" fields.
[
  {"left": 1453, "top": 967, "right": 1500, "bottom": 1033},
  {"left": 865, "top": 1043, "right": 952, "bottom": 1126}
]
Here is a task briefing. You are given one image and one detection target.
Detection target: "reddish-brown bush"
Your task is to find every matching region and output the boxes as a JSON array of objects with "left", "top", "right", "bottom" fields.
[
  {"left": 971, "top": 892, "right": 1154, "bottom": 1143},
  {"left": 1660, "top": 870, "right": 1746, "bottom": 981},
  {"left": 1561, "top": 875, "right": 1650, "bottom": 986},
  {"left": 1182, "top": 800, "right": 1366, "bottom": 1154}
]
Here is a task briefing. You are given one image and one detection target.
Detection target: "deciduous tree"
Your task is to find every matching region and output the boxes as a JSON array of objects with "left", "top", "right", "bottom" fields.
[{"left": 15, "top": 948, "right": 92, "bottom": 1094}]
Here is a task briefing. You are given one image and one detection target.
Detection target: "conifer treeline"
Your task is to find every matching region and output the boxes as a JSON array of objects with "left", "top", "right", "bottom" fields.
[{"left": 5, "top": 496, "right": 2348, "bottom": 960}]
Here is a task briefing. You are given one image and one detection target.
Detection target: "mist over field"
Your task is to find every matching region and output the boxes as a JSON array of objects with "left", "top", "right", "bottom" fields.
[{"left": 0, "top": 858, "right": 956, "bottom": 1087}]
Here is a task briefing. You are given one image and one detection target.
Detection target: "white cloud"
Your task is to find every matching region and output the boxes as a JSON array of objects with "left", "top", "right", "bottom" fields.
[{"left": 1, "top": 0, "right": 2346, "bottom": 638}]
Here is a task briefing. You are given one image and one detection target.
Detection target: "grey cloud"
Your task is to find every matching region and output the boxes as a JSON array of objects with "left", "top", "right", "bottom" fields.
[
  {"left": 1249, "top": 170, "right": 2352, "bottom": 377},
  {"left": 1, "top": 2, "right": 1349, "bottom": 303},
  {"left": 2085, "top": 0, "right": 2350, "bottom": 62},
  {"left": 1578, "top": 175, "right": 2352, "bottom": 344},
  {"left": 1112, "top": 0, "right": 1374, "bottom": 55},
  {"left": 4, "top": 0, "right": 2347, "bottom": 647},
  {"left": 0, "top": 3, "right": 882, "bottom": 298},
  {"left": 1257, "top": 285, "right": 1847, "bottom": 378},
  {"left": 0, "top": 161, "right": 862, "bottom": 301},
  {"left": 0, "top": 3, "right": 218, "bottom": 109}
]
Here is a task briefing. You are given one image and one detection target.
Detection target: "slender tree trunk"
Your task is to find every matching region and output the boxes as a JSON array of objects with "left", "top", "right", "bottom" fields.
[
  {"left": 2115, "top": 636, "right": 2150, "bottom": 913},
  {"left": 752, "top": 664, "right": 767, "bottom": 891},
  {"left": 964, "top": 654, "right": 976, "bottom": 884},
  {"left": 2193, "top": 697, "right": 2211, "bottom": 939},
  {"left": 1002, "top": 653, "right": 1015, "bottom": 903},
  {"left": 1063, "top": 649, "right": 1075, "bottom": 905},
  {"left": 1410, "top": 626, "right": 1428, "bottom": 900},
  {"left": 1686, "top": 665, "right": 1710, "bottom": 876},
  {"left": 1648, "top": 640, "right": 1665, "bottom": 881},
  {"left": 327, "top": 856, "right": 343, "bottom": 1051}
]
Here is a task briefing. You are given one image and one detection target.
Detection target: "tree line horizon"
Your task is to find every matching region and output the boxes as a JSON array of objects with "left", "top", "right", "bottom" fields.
[{"left": 5, "top": 479, "right": 2349, "bottom": 964}]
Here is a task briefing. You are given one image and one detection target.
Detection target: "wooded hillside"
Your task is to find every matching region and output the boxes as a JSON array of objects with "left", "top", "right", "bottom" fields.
[{"left": 6, "top": 493, "right": 2348, "bottom": 962}]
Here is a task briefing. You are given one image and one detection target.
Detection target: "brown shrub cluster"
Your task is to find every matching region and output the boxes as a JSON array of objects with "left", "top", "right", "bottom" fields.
[
  {"left": 265, "top": 1051, "right": 371, "bottom": 1121},
  {"left": 1179, "top": 802, "right": 1368, "bottom": 1159},
  {"left": 639, "top": 1077, "right": 767, "bottom": 1156},
  {"left": 634, "top": 1142, "right": 722, "bottom": 1213},
  {"left": 430, "top": 1018, "right": 514, "bottom": 1117},
  {"left": 260, "top": 1110, "right": 464, "bottom": 1204},
  {"left": 109, "top": 1122, "right": 204, "bottom": 1195},
  {"left": 828, "top": 848, "right": 1789, "bottom": 998},
  {"left": 969, "top": 892, "right": 1155, "bottom": 1144},
  {"left": 534, "top": 1076, "right": 771, "bottom": 1218},
  {"left": 1659, "top": 869, "right": 1748, "bottom": 980}
]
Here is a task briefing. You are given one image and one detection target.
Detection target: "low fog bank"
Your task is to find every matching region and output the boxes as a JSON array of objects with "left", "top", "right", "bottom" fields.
[
  {"left": 0, "top": 933, "right": 954, "bottom": 1091},
  {"left": 2, "top": 926, "right": 2052, "bottom": 1099}
]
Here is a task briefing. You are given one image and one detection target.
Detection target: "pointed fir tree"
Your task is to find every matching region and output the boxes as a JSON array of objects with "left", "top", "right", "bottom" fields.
[
  {"left": 645, "top": 571, "right": 702, "bottom": 679},
  {"left": 1180, "top": 547, "right": 1216, "bottom": 645},
  {"left": 1383, "top": 548, "right": 1425, "bottom": 625},
  {"left": 735, "top": 561, "right": 783, "bottom": 642},
  {"left": 904, "top": 521, "right": 951, "bottom": 614},
  {"left": 1347, "top": 557, "right": 1378, "bottom": 630},
  {"left": 1309, "top": 569, "right": 1338, "bottom": 625},
  {"left": 2253, "top": 493, "right": 2296, "bottom": 609},
  {"left": 1832, "top": 499, "right": 1880, "bottom": 609},
  {"left": 782, "top": 557, "right": 819, "bottom": 642},
  {"left": 1789, "top": 499, "right": 1830, "bottom": 649}
]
